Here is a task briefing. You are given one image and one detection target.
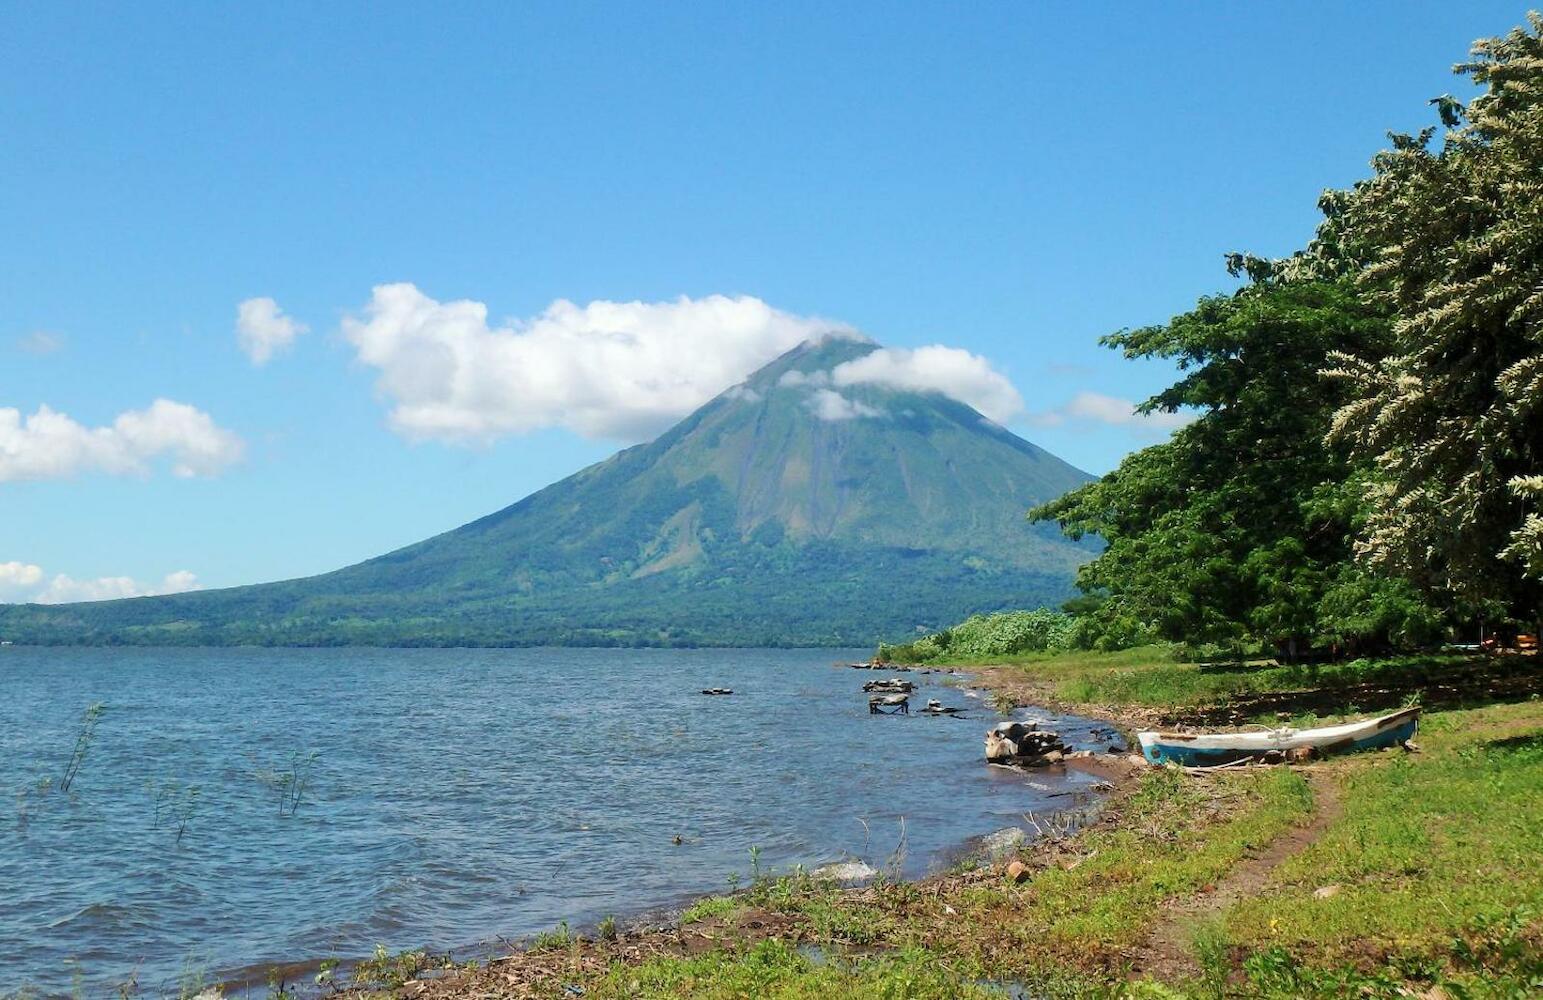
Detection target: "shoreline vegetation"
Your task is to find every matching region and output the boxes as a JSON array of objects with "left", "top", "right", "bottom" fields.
[{"left": 193, "top": 646, "right": 1538, "bottom": 1000}]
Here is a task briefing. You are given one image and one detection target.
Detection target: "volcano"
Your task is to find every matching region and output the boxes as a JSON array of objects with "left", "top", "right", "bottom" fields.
[{"left": 1, "top": 337, "right": 1096, "bottom": 647}]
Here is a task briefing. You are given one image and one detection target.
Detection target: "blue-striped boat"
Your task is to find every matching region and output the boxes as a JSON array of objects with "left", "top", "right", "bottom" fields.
[{"left": 1137, "top": 706, "right": 1420, "bottom": 767}]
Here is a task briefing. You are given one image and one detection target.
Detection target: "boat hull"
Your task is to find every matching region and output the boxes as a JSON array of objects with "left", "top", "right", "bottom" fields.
[{"left": 1137, "top": 708, "right": 1420, "bottom": 767}]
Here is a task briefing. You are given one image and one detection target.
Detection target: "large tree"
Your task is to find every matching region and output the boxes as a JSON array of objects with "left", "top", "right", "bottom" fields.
[
  {"left": 1318, "top": 14, "right": 1543, "bottom": 624},
  {"left": 1031, "top": 279, "right": 1435, "bottom": 655}
]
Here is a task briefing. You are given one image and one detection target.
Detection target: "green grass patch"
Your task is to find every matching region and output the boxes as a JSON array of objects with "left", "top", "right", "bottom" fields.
[
  {"left": 985, "top": 647, "right": 1537, "bottom": 719},
  {"left": 585, "top": 938, "right": 1000, "bottom": 999},
  {"left": 680, "top": 896, "right": 742, "bottom": 925},
  {"left": 1208, "top": 701, "right": 1543, "bottom": 995}
]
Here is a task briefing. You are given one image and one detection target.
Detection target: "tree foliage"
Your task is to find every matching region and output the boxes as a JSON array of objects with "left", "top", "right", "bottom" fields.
[
  {"left": 1034, "top": 15, "right": 1543, "bottom": 651},
  {"left": 1318, "top": 13, "right": 1543, "bottom": 621},
  {"left": 1031, "top": 281, "right": 1420, "bottom": 654}
]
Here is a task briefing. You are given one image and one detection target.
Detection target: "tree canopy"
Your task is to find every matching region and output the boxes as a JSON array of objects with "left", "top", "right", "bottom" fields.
[
  {"left": 1319, "top": 14, "right": 1543, "bottom": 623},
  {"left": 1034, "top": 14, "right": 1543, "bottom": 651}
]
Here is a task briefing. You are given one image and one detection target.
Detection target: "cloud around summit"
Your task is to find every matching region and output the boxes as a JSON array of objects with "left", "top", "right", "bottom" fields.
[
  {"left": 342, "top": 284, "right": 854, "bottom": 443},
  {"left": 341, "top": 283, "right": 1041, "bottom": 443},
  {"left": 830, "top": 345, "right": 1024, "bottom": 424}
]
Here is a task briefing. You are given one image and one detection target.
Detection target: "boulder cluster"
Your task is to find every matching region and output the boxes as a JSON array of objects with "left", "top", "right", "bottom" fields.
[{"left": 984, "top": 720, "right": 1068, "bottom": 765}]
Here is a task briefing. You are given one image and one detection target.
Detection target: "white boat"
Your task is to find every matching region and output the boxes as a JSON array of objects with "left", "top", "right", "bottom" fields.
[{"left": 1137, "top": 707, "right": 1420, "bottom": 766}]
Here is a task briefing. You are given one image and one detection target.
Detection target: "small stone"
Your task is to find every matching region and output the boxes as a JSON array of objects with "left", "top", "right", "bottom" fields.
[
  {"left": 1313, "top": 884, "right": 1342, "bottom": 900},
  {"left": 1126, "top": 754, "right": 1148, "bottom": 767},
  {"left": 1006, "top": 860, "right": 1030, "bottom": 884}
]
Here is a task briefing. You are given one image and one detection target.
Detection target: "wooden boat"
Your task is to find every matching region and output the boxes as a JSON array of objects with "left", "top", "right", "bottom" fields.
[{"left": 1137, "top": 707, "right": 1420, "bottom": 767}]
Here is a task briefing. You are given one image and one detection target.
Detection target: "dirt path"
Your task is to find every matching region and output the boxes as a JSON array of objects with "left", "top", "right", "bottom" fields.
[{"left": 1127, "top": 768, "right": 1344, "bottom": 980}]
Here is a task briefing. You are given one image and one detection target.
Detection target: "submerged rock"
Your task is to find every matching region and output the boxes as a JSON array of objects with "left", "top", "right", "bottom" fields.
[
  {"left": 981, "top": 827, "right": 1027, "bottom": 856},
  {"left": 812, "top": 860, "right": 878, "bottom": 881}
]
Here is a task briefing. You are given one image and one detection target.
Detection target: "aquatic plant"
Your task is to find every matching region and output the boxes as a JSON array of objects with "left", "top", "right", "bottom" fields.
[
  {"left": 148, "top": 780, "right": 201, "bottom": 843},
  {"left": 255, "top": 749, "right": 318, "bottom": 818},
  {"left": 113, "top": 961, "right": 140, "bottom": 1000},
  {"left": 59, "top": 703, "right": 105, "bottom": 794},
  {"left": 312, "top": 958, "right": 338, "bottom": 991},
  {"left": 175, "top": 954, "right": 209, "bottom": 1000},
  {"left": 883, "top": 817, "right": 908, "bottom": 880},
  {"left": 351, "top": 945, "right": 440, "bottom": 988},
  {"left": 265, "top": 966, "right": 297, "bottom": 1000}
]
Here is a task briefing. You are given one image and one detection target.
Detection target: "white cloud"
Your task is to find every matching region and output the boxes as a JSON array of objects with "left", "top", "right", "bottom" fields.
[
  {"left": 0, "top": 561, "right": 44, "bottom": 598},
  {"left": 342, "top": 284, "right": 852, "bottom": 443},
  {"left": 16, "top": 331, "right": 66, "bottom": 355},
  {"left": 236, "top": 296, "right": 308, "bottom": 365},
  {"left": 0, "top": 400, "right": 244, "bottom": 482},
  {"left": 32, "top": 569, "right": 202, "bottom": 605},
  {"left": 807, "top": 388, "right": 883, "bottom": 422},
  {"left": 0, "top": 563, "right": 202, "bottom": 605},
  {"left": 777, "top": 369, "right": 830, "bottom": 388},
  {"left": 829, "top": 345, "right": 1024, "bottom": 423},
  {"left": 1030, "top": 391, "right": 1195, "bottom": 431}
]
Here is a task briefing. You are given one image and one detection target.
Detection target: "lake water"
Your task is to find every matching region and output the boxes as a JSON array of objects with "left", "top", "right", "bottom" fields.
[{"left": 1, "top": 647, "right": 1122, "bottom": 996}]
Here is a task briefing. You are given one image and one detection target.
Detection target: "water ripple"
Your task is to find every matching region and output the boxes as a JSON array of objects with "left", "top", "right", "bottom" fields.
[{"left": 0, "top": 646, "right": 1122, "bottom": 996}]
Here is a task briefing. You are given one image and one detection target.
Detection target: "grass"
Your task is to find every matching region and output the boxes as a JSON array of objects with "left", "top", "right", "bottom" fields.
[
  {"left": 986, "top": 646, "right": 1542, "bottom": 723},
  {"left": 528, "top": 921, "right": 575, "bottom": 952},
  {"left": 680, "top": 896, "right": 741, "bottom": 924},
  {"left": 585, "top": 938, "right": 1002, "bottom": 1000},
  {"left": 721, "top": 766, "right": 1314, "bottom": 980},
  {"left": 1189, "top": 700, "right": 1543, "bottom": 998}
]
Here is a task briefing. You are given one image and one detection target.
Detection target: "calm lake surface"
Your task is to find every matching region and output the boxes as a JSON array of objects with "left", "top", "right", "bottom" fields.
[{"left": 1, "top": 647, "right": 1122, "bottom": 995}]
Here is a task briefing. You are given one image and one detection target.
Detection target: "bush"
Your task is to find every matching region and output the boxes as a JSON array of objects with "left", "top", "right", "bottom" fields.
[{"left": 879, "top": 609, "right": 1078, "bottom": 662}]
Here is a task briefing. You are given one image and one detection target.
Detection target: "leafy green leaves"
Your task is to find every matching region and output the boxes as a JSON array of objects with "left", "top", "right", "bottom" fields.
[{"left": 1034, "top": 281, "right": 1410, "bottom": 654}]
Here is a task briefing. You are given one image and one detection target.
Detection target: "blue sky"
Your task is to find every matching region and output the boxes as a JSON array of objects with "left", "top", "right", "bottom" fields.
[{"left": 1, "top": 1, "right": 1526, "bottom": 598}]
